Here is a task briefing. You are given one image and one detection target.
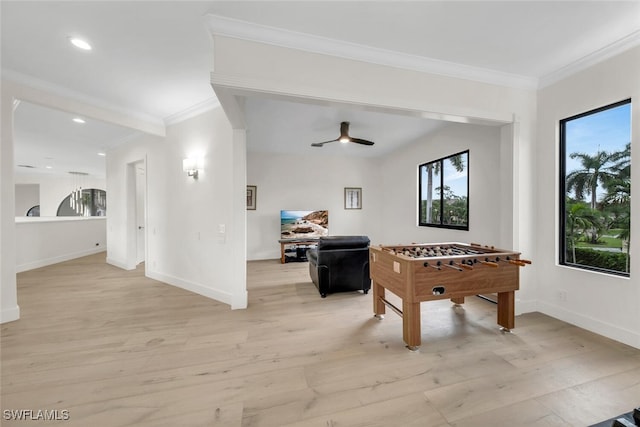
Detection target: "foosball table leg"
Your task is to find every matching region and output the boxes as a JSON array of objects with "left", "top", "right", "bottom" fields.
[
  {"left": 373, "top": 281, "right": 386, "bottom": 320},
  {"left": 497, "top": 290, "right": 515, "bottom": 332},
  {"left": 451, "top": 297, "right": 465, "bottom": 306},
  {"left": 402, "top": 301, "right": 421, "bottom": 351}
]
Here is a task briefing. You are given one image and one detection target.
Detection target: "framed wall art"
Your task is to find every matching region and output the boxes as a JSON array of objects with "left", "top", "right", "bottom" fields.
[
  {"left": 344, "top": 187, "right": 362, "bottom": 209},
  {"left": 246, "top": 185, "right": 257, "bottom": 210}
]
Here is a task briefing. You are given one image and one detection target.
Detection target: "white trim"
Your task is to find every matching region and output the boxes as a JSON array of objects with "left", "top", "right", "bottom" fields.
[
  {"left": 2, "top": 68, "right": 165, "bottom": 131},
  {"left": 538, "top": 301, "right": 640, "bottom": 350},
  {"left": 0, "top": 306, "right": 20, "bottom": 324},
  {"left": 206, "top": 14, "right": 538, "bottom": 90},
  {"left": 515, "top": 297, "right": 537, "bottom": 316},
  {"left": 206, "top": 14, "right": 640, "bottom": 93},
  {"left": 539, "top": 29, "right": 640, "bottom": 88},
  {"left": 210, "top": 72, "right": 514, "bottom": 126},
  {"left": 164, "top": 97, "right": 221, "bottom": 125},
  {"left": 106, "top": 257, "right": 135, "bottom": 271},
  {"left": 17, "top": 247, "right": 105, "bottom": 273},
  {"left": 146, "top": 270, "right": 233, "bottom": 307}
]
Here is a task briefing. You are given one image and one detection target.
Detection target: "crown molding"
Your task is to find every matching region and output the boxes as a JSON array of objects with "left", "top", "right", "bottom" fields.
[
  {"left": 206, "top": 14, "right": 538, "bottom": 91},
  {"left": 538, "top": 29, "right": 640, "bottom": 89},
  {"left": 211, "top": 72, "right": 513, "bottom": 126},
  {"left": 1, "top": 68, "right": 165, "bottom": 131},
  {"left": 164, "top": 96, "right": 221, "bottom": 126}
]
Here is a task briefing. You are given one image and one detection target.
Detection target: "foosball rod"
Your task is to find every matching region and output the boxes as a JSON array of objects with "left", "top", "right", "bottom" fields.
[
  {"left": 495, "top": 256, "right": 532, "bottom": 267},
  {"left": 476, "top": 258, "right": 499, "bottom": 268},
  {"left": 470, "top": 242, "right": 495, "bottom": 250},
  {"left": 452, "top": 260, "right": 473, "bottom": 270}
]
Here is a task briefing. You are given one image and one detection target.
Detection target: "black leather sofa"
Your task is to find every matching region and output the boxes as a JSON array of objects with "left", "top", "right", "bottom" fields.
[{"left": 307, "top": 236, "right": 371, "bottom": 298}]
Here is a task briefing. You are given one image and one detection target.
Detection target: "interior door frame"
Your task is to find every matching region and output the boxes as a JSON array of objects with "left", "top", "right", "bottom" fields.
[{"left": 126, "top": 158, "right": 147, "bottom": 270}]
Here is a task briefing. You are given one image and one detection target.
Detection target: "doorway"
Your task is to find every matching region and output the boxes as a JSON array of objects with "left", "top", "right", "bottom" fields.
[
  {"left": 126, "top": 159, "right": 146, "bottom": 269},
  {"left": 135, "top": 162, "right": 146, "bottom": 265}
]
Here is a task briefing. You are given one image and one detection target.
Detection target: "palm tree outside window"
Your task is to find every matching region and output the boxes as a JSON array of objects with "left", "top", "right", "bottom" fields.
[
  {"left": 419, "top": 150, "right": 469, "bottom": 230},
  {"left": 559, "top": 99, "right": 631, "bottom": 276}
]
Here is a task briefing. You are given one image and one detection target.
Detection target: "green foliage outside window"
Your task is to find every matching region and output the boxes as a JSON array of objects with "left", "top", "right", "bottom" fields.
[{"left": 560, "top": 100, "right": 631, "bottom": 276}]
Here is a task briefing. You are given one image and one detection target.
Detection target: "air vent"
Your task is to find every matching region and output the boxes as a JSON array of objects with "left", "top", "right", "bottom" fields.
[
  {"left": 18, "top": 164, "right": 36, "bottom": 168},
  {"left": 68, "top": 171, "right": 89, "bottom": 176}
]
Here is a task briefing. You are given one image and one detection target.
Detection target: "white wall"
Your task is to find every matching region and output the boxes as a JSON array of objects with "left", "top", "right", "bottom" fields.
[
  {"left": 106, "top": 106, "right": 245, "bottom": 308},
  {"left": 536, "top": 46, "right": 640, "bottom": 348},
  {"left": 1, "top": 79, "right": 165, "bottom": 324},
  {"left": 15, "top": 172, "right": 106, "bottom": 217},
  {"left": 246, "top": 151, "right": 383, "bottom": 260},
  {"left": 1, "top": 85, "right": 19, "bottom": 323},
  {"left": 212, "top": 35, "right": 538, "bottom": 311},
  {"left": 15, "top": 183, "right": 39, "bottom": 216},
  {"left": 16, "top": 217, "right": 106, "bottom": 272},
  {"left": 247, "top": 123, "right": 508, "bottom": 261},
  {"left": 379, "top": 123, "right": 507, "bottom": 247}
]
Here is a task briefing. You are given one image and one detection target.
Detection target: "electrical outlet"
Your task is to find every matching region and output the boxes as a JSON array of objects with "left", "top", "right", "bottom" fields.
[{"left": 558, "top": 290, "right": 568, "bottom": 302}]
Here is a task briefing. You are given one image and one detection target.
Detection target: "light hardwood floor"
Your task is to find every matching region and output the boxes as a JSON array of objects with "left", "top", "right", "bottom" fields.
[{"left": 2, "top": 253, "right": 639, "bottom": 426}]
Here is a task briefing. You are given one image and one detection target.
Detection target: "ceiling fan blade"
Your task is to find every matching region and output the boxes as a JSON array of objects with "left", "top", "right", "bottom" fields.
[
  {"left": 350, "top": 137, "right": 375, "bottom": 146},
  {"left": 311, "top": 138, "right": 338, "bottom": 147}
]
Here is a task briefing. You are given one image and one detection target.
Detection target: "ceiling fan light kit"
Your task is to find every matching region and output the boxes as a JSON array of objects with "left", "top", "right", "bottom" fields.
[{"left": 311, "top": 122, "right": 375, "bottom": 147}]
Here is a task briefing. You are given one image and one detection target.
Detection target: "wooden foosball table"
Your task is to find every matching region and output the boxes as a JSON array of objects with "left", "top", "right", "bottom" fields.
[{"left": 369, "top": 242, "right": 531, "bottom": 350}]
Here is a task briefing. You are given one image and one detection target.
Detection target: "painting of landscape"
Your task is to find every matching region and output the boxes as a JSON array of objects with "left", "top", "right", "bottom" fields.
[{"left": 280, "top": 210, "right": 329, "bottom": 240}]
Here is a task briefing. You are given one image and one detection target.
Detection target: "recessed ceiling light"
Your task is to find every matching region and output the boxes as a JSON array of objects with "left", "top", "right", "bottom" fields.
[
  {"left": 69, "top": 37, "right": 92, "bottom": 51},
  {"left": 97, "top": 152, "right": 106, "bottom": 157},
  {"left": 45, "top": 166, "right": 53, "bottom": 169},
  {"left": 72, "top": 117, "right": 86, "bottom": 124}
]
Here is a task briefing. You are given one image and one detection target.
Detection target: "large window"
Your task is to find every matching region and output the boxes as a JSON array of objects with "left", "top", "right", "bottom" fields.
[
  {"left": 560, "top": 99, "right": 631, "bottom": 276},
  {"left": 419, "top": 150, "right": 469, "bottom": 229}
]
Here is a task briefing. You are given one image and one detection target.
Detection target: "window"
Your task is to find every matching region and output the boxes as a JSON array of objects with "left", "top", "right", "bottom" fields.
[
  {"left": 26, "top": 205, "right": 40, "bottom": 217},
  {"left": 419, "top": 150, "right": 469, "bottom": 229},
  {"left": 560, "top": 99, "right": 631, "bottom": 276},
  {"left": 57, "top": 189, "right": 107, "bottom": 217}
]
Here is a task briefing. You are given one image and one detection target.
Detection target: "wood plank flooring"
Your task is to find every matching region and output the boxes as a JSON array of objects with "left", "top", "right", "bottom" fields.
[{"left": 2, "top": 253, "right": 639, "bottom": 426}]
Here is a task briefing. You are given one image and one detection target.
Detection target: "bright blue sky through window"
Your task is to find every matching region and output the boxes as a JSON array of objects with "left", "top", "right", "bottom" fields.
[
  {"left": 565, "top": 102, "right": 631, "bottom": 202},
  {"left": 420, "top": 155, "right": 468, "bottom": 200}
]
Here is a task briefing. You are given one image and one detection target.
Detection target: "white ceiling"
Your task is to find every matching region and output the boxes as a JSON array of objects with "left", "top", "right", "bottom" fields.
[
  {"left": 245, "top": 97, "right": 448, "bottom": 158},
  {"left": 13, "top": 101, "right": 140, "bottom": 178},
  {"left": 2, "top": 1, "right": 639, "bottom": 175}
]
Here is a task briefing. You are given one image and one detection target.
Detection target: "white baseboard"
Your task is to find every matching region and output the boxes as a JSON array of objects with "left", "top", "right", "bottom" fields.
[
  {"left": 17, "top": 248, "right": 105, "bottom": 273},
  {"left": 105, "top": 257, "right": 136, "bottom": 270},
  {"left": 515, "top": 297, "right": 537, "bottom": 315},
  {"left": 537, "top": 301, "right": 640, "bottom": 350},
  {"left": 146, "top": 270, "right": 233, "bottom": 307},
  {"left": 0, "top": 305, "right": 20, "bottom": 324}
]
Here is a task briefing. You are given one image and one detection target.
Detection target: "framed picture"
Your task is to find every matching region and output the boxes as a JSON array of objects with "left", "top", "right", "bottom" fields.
[
  {"left": 344, "top": 187, "right": 362, "bottom": 209},
  {"left": 246, "top": 185, "right": 257, "bottom": 210}
]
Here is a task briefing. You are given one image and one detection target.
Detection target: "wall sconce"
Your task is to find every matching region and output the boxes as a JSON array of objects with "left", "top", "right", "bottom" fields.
[{"left": 183, "top": 157, "right": 203, "bottom": 179}]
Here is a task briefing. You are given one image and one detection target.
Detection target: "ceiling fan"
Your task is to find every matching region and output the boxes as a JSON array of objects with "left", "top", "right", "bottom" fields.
[{"left": 311, "top": 121, "right": 375, "bottom": 147}]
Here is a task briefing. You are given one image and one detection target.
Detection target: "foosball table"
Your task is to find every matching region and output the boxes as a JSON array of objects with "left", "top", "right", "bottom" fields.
[{"left": 369, "top": 242, "right": 531, "bottom": 350}]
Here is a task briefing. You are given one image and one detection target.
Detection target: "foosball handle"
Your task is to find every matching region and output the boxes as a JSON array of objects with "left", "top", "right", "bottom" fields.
[
  {"left": 509, "top": 260, "right": 527, "bottom": 267},
  {"left": 480, "top": 260, "right": 499, "bottom": 268}
]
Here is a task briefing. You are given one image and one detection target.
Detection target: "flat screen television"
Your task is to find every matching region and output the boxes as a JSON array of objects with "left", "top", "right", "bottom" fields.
[{"left": 280, "top": 210, "right": 329, "bottom": 240}]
